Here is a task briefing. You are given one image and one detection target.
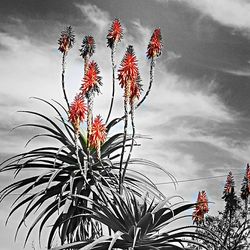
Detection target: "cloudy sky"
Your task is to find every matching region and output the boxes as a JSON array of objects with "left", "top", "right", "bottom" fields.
[{"left": 1, "top": 0, "right": 250, "bottom": 249}]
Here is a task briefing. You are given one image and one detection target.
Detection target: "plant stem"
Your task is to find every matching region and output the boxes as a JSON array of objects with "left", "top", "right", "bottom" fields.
[
  {"left": 106, "top": 46, "right": 116, "bottom": 124},
  {"left": 62, "top": 52, "right": 70, "bottom": 110},
  {"left": 121, "top": 100, "right": 135, "bottom": 184},
  {"left": 119, "top": 82, "right": 130, "bottom": 194},
  {"left": 74, "top": 132, "right": 84, "bottom": 177},
  {"left": 87, "top": 95, "right": 93, "bottom": 175},
  {"left": 135, "top": 57, "right": 155, "bottom": 110},
  {"left": 245, "top": 196, "right": 248, "bottom": 223}
]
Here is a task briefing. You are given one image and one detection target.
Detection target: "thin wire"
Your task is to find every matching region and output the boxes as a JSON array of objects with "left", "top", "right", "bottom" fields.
[
  {"left": 5, "top": 172, "right": 245, "bottom": 195},
  {"left": 156, "top": 172, "right": 244, "bottom": 185}
]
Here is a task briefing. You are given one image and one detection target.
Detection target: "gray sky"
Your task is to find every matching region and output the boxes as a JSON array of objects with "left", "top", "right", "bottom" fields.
[{"left": 1, "top": 0, "right": 250, "bottom": 249}]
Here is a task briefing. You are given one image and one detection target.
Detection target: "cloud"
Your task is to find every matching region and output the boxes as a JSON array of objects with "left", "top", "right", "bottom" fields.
[
  {"left": 75, "top": 3, "right": 110, "bottom": 33},
  {"left": 159, "top": 0, "right": 250, "bottom": 35},
  {"left": 221, "top": 68, "right": 250, "bottom": 77}
]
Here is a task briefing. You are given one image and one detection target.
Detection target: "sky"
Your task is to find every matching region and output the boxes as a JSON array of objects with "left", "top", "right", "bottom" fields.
[{"left": 1, "top": 0, "right": 250, "bottom": 249}]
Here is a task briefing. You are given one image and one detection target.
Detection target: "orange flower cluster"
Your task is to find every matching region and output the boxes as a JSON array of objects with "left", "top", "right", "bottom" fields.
[
  {"left": 107, "top": 18, "right": 123, "bottom": 49},
  {"left": 81, "top": 61, "right": 102, "bottom": 96},
  {"left": 192, "top": 191, "right": 209, "bottom": 225},
  {"left": 118, "top": 45, "right": 141, "bottom": 102},
  {"left": 89, "top": 116, "right": 107, "bottom": 154},
  {"left": 58, "top": 26, "right": 75, "bottom": 53},
  {"left": 80, "top": 36, "right": 96, "bottom": 59},
  {"left": 69, "top": 94, "right": 87, "bottom": 132},
  {"left": 146, "top": 28, "right": 162, "bottom": 59}
]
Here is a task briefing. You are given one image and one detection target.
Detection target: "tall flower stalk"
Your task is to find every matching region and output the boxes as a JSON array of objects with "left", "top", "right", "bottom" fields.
[
  {"left": 136, "top": 28, "right": 162, "bottom": 109},
  {"left": 80, "top": 36, "right": 97, "bottom": 173},
  {"left": 58, "top": 26, "right": 75, "bottom": 109},
  {"left": 81, "top": 61, "right": 102, "bottom": 174},
  {"left": 106, "top": 19, "right": 123, "bottom": 124},
  {"left": 121, "top": 78, "right": 142, "bottom": 185},
  {"left": 118, "top": 45, "right": 140, "bottom": 193},
  {"left": 222, "top": 171, "right": 239, "bottom": 246}
]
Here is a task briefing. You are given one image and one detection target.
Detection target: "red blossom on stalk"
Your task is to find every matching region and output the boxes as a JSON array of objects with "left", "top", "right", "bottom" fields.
[
  {"left": 130, "top": 79, "right": 143, "bottom": 104},
  {"left": 192, "top": 191, "right": 209, "bottom": 225},
  {"left": 58, "top": 26, "right": 75, "bottom": 53},
  {"left": 107, "top": 18, "right": 123, "bottom": 49},
  {"left": 89, "top": 115, "right": 107, "bottom": 150},
  {"left": 69, "top": 94, "right": 87, "bottom": 132},
  {"left": 81, "top": 61, "right": 102, "bottom": 96},
  {"left": 118, "top": 45, "right": 140, "bottom": 99},
  {"left": 146, "top": 28, "right": 162, "bottom": 59},
  {"left": 80, "top": 36, "right": 96, "bottom": 59},
  {"left": 224, "top": 171, "right": 234, "bottom": 196}
]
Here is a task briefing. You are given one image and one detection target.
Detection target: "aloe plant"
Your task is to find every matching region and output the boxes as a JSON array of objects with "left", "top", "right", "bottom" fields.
[{"left": 0, "top": 19, "right": 220, "bottom": 250}]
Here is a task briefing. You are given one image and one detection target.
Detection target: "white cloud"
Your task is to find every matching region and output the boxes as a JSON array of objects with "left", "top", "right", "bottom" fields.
[
  {"left": 221, "top": 68, "right": 250, "bottom": 77},
  {"left": 75, "top": 3, "right": 110, "bottom": 33},
  {"left": 159, "top": 0, "right": 250, "bottom": 33}
]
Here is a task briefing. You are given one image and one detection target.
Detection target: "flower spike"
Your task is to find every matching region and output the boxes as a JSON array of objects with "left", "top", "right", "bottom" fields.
[
  {"left": 58, "top": 26, "right": 75, "bottom": 53},
  {"left": 107, "top": 18, "right": 123, "bottom": 49},
  {"left": 192, "top": 191, "right": 209, "bottom": 225},
  {"left": 81, "top": 61, "right": 102, "bottom": 96},
  {"left": 146, "top": 28, "right": 162, "bottom": 59},
  {"left": 80, "top": 36, "right": 96, "bottom": 59},
  {"left": 241, "top": 163, "right": 250, "bottom": 200},
  {"left": 69, "top": 94, "right": 87, "bottom": 133},
  {"left": 89, "top": 115, "right": 107, "bottom": 158},
  {"left": 118, "top": 45, "right": 140, "bottom": 98},
  {"left": 223, "top": 171, "right": 234, "bottom": 197}
]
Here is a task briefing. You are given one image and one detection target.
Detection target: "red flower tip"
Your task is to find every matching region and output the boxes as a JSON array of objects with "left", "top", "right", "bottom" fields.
[
  {"left": 89, "top": 115, "right": 107, "bottom": 150},
  {"left": 130, "top": 78, "right": 143, "bottom": 104},
  {"left": 192, "top": 191, "right": 209, "bottom": 225},
  {"left": 147, "top": 28, "right": 162, "bottom": 59},
  {"left": 118, "top": 46, "right": 140, "bottom": 96},
  {"left": 81, "top": 61, "right": 102, "bottom": 96},
  {"left": 107, "top": 18, "right": 123, "bottom": 49},
  {"left": 58, "top": 26, "right": 75, "bottom": 53},
  {"left": 80, "top": 36, "right": 96, "bottom": 59},
  {"left": 69, "top": 94, "right": 87, "bottom": 131}
]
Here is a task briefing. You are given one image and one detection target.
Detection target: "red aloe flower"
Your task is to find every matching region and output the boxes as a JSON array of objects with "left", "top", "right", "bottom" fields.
[
  {"left": 81, "top": 61, "right": 102, "bottom": 96},
  {"left": 58, "top": 26, "right": 75, "bottom": 53},
  {"left": 130, "top": 78, "right": 143, "bottom": 104},
  {"left": 224, "top": 171, "right": 234, "bottom": 195},
  {"left": 69, "top": 94, "right": 87, "bottom": 132},
  {"left": 118, "top": 46, "right": 140, "bottom": 99},
  {"left": 146, "top": 28, "right": 162, "bottom": 59},
  {"left": 89, "top": 115, "right": 107, "bottom": 153},
  {"left": 107, "top": 18, "right": 123, "bottom": 49},
  {"left": 80, "top": 35, "right": 96, "bottom": 59},
  {"left": 192, "top": 191, "right": 209, "bottom": 225}
]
